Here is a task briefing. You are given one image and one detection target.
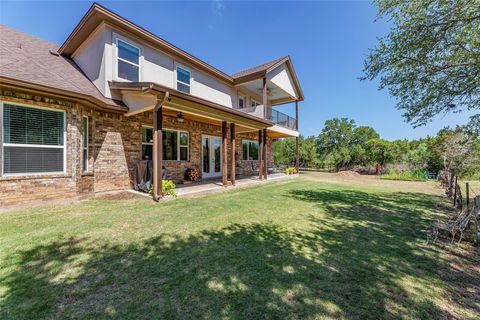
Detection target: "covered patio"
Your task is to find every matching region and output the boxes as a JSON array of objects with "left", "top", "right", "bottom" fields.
[
  {"left": 175, "top": 172, "right": 299, "bottom": 197},
  {"left": 110, "top": 81, "right": 300, "bottom": 201}
]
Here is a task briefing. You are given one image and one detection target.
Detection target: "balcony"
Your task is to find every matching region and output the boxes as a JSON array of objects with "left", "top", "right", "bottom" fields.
[
  {"left": 271, "top": 109, "right": 297, "bottom": 130},
  {"left": 235, "top": 105, "right": 297, "bottom": 131}
]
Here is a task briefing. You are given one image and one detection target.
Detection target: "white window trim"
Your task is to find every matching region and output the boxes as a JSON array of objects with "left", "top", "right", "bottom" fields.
[
  {"left": 174, "top": 62, "right": 192, "bottom": 94},
  {"left": 114, "top": 36, "right": 142, "bottom": 82},
  {"left": 82, "top": 116, "right": 89, "bottom": 172},
  {"left": 142, "top": 126, "right": 189, "bottom": 161},
  {"left": 0, "top": 101, "right": 67, "bottom": 177},
  {"left": 242, "top": 139, "right": 259, "bottom": 161}
]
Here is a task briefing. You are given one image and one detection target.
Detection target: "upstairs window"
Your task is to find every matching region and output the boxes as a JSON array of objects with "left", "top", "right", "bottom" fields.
[
  {"left": 176, "top": 66, "right": 191, "bottom": 94},
  {"left": 2, "top": 103, "right": 65, "bottom": 175},
  {"left": 117, "top": 39, "right": 140, "bottom": 81},
  {"left": 238, "top": 95, "right": 245, "bottom": 109},
  {"left": 242, "top": 140, "right": 259, "bottom": 161},
  {"left": 251, "top": 99, "right": 261, "bottom": 108}
]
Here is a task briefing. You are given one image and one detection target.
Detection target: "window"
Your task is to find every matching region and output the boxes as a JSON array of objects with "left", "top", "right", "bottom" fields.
[
  {"left": 2, "top": 103, "right": 65, "bottom": 175},
  {"left": 238, "top": 95, "right": 245, "bottom": 109},
  {"left": 141, "top": 126, "right": 153, "bottom": 160},
  {"left": 117, "top": 39, "right": 140, "bottom": 81},
  {"left": 251, "top": 99, "right": 261, "bottom": 108},
  {"left": 141, "top": 127, "right": 188, "bottom": 161},
  {"left": 176, "top": 66, "right": 191, "bottom": 94},
  {"left": 82, "top": 116, "right": 89, "bottom": 172},
  {"left": 242, "top": 140, "right": 258, "bottom": 160}
]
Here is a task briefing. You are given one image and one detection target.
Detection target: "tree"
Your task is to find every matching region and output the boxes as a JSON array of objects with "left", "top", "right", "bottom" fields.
[
  {"left": 299, "top": 136, "right": 319, "bottom": 168},
  {"left": 365, "top": 138, "right": 394, "bottom": 174},
  {"left": 435, "top": 127, "right": 480, "bottom": 195},
  {"left": 316, "top": 118, "right": 356, "bottom": 155},
  {"left": 273, "top": 138, "right": 296, "bottom": 165},
  {"left": 363, "top": 0, "right": 480, "bottom": 128}
]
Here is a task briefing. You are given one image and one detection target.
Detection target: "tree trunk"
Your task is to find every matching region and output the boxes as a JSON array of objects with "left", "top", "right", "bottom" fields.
[{"left": 447, "top": 173, "right": 455, "bottom": 198}]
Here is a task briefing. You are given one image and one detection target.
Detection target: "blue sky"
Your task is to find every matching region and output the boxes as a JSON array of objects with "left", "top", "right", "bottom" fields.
[{"left": 0, "top": 0, "right": 473, "bottom": 140}]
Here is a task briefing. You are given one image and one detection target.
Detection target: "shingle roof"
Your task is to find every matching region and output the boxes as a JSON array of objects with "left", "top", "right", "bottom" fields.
[
  {"left": 0, "top": 25, "right": 124, "bottom": 109},
  {"left": 231, "top": 57, "right": 286, "bottom": 79}
]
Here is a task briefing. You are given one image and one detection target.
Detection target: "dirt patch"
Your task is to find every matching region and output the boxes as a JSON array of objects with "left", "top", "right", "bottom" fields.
[
  {"left": 334, "top": 170, "right": 360, "bottom": 177},
  {"left": 94, "top": 191, "right": 149, "bottom": 201}
]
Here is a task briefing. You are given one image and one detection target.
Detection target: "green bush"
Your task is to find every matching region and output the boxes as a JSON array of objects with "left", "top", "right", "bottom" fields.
[
  {"left": 285, "top": 167, "right": 298, "bottom": 175},
  {"left": 381, "top": 169, "right": 428, "bottom": 182},
  {"left": 150, "top": 180, "right": 177, "bottom": 197}
]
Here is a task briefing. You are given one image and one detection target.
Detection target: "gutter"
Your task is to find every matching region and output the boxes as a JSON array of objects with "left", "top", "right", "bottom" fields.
[{"left": 0, "top": 76, "right": 128, "bottom": 112}]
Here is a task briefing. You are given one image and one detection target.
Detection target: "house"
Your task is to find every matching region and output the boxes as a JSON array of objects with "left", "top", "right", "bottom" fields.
[{"left": 0, "top": 3, "right": 303, "bottom": 205}]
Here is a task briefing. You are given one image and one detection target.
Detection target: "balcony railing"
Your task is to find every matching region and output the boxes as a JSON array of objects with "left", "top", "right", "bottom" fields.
[
  {"left": 235, "top": 105, "right": 297, "bottom": 131},
  {"left": 271, "top": 109, "right": 297, "bottom": 130}
]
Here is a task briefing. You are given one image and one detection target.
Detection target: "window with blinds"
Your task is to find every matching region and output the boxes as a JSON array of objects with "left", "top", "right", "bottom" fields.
[{"left": 2, "top": 103, "right": 65, "bottom": 175}]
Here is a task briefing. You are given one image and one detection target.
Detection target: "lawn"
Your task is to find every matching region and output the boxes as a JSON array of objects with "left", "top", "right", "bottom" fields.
[{"left": 0, "top": 173, "right": 478, "bottom": 319}]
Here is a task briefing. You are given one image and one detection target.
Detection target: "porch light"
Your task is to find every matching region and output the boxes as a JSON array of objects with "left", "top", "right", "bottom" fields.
[{"left": 177, "top": 112, "right": 185, "bottom": 123}]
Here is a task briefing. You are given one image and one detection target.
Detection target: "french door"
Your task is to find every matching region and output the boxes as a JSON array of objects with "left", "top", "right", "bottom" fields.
[{"left": 202, "top": 135, "right": 222, "bottom": 178}]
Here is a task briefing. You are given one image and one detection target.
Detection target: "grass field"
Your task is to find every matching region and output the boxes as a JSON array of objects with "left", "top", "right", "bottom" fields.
[{"left": 1, "top": 173, "right": 478, "bottom": 319}]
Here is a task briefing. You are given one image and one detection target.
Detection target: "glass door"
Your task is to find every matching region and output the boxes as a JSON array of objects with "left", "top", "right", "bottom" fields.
[{"left": 202, "top": 135, "right": 222, "bottom": 178}]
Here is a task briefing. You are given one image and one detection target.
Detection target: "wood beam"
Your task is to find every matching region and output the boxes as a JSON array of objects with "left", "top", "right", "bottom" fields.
[
  {"left": 263, "top": 128, "right": 268, "bottom": 180},
  {"left": 222, "top": 121, "right": 228, "bottom": 187},
  {"left": 263, "top": 77, "right": 268, "bottom": 120},
  {"left": 230, "top": 123, "right": 236, "bottom": 186},
  {"left": 153, "top": 106, "right": 163, "bottom": 200},
  {"left": 295, "top": 100, "right": 299, "bottom": 172},
  {"left": 258, "top": 129, "right": 263, "bottom": 180}
]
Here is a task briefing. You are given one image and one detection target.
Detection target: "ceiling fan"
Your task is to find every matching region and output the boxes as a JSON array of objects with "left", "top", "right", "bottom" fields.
[{"left": 258, "top": 87, "right": 275, "bottom": 97}]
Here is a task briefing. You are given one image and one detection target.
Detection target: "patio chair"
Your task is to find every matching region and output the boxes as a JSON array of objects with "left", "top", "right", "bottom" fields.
[{"left": 431, "top": 206, "right": 473, "bottom": 244}]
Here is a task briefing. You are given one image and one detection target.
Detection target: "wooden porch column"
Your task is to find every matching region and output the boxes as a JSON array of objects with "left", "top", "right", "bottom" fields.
[
  {"left": 153, "top": 106, "right": 163, "bottom": 200},
  {"left": 222, "top": 121, "right": 228, "bottom": 187},
  {"left": 230, "top": 123, "right": 236, "bottom": 185},
  {"left": 258, "top": 129, "right": 263, "bottom": 180},
  {"left": 263, "top": 128, "right": 268, "bottom": 180},
  {"left": 295, "top": 100, "right": 299, "bottom": 172}
]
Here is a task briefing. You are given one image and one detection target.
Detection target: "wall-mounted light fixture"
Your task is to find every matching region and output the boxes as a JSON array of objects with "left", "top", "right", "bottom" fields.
[{"left": 177, "top": 112, "right": 185, "bottom": 123}]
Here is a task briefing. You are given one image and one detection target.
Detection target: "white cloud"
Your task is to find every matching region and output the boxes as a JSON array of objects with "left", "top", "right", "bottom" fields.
[{"left": 211, "top": 0, "right": 226, "bottom": 17}]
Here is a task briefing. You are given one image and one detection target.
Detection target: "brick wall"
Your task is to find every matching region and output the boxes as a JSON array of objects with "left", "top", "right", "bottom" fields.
[{"left": 0, "top": 89, "right": 275, "bottom": 206}]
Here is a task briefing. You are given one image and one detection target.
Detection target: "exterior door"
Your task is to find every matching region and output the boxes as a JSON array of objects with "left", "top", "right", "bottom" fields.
[{"left": 202, "top": 135, "right": 222, "bottom": 178}]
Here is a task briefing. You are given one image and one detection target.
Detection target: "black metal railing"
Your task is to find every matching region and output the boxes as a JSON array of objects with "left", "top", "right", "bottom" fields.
[{"left": 271, "top": 109, "right": 297, "bottom": 130}]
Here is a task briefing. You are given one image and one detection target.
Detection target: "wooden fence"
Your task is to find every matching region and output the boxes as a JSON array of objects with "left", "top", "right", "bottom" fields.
[{"left": 444, "top": 173, "right": 480, "bottom": 245}]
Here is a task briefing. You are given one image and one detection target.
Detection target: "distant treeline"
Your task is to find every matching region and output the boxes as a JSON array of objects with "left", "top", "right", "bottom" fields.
[{"left": 274, "top": 118, "right": 480, "bottom": 179}]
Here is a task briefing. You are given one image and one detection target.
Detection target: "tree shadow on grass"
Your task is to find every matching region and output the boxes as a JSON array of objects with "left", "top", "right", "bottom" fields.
[
  {"left": 288, "top": 187, "right": 479, "bottom": 319},
  {"left": 0, "top": 188, "right": 460, "bottom": 319}
]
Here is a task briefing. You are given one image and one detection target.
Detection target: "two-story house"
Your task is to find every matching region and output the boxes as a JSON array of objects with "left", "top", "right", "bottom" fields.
[{"left": 0, "top": 3, "right": 303, "bottom": 204}]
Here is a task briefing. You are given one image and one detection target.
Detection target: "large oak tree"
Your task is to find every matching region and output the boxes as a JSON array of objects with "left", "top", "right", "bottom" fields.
[{"left": 363, "top": 0, "right": 480, "bottom": 128}]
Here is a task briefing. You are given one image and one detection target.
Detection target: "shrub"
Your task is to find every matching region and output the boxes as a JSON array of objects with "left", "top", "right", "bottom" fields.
[
  {"left": 285, "top": 167, "right": 298, "bottom": 175},
  {"left": 381, "top": 169, "right": 428, "bottom": 182},
  {"left": 150, "top": 180, "right": 177, "bottom": 197}
]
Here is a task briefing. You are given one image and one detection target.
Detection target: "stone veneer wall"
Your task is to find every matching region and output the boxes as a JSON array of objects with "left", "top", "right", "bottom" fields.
[{"left": 0, "top": 89, "right": 275, "bottom": 206}]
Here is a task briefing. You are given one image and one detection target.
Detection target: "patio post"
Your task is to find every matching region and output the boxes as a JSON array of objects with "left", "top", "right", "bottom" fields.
[
  {"left": 295, "top": 100, "right": 299, "bottom": 172},
  {"left": 222, "top": 121, "right": 228, "bottom": 187},
  {"left": 230, "top": 123, "right": 236, "bottom": 185},
  {"left": 263, "top": 128, "right": 268, "bottom": 180},
  {"left": 153, "top": 105, "right": 163, "bottom": 200},
  {"left": 258, "top": 129, "right": 263, "bottom": 180}
]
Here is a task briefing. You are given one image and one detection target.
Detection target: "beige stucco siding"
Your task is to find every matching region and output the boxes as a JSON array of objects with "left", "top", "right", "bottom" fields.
[{"left": 268, "top": 64, "right": 298, "bottom": 100}]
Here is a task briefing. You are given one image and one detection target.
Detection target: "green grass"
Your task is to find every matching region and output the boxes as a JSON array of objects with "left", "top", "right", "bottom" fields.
[{"left": 0, "top": 175, "right": 477, "bottom": 319}]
